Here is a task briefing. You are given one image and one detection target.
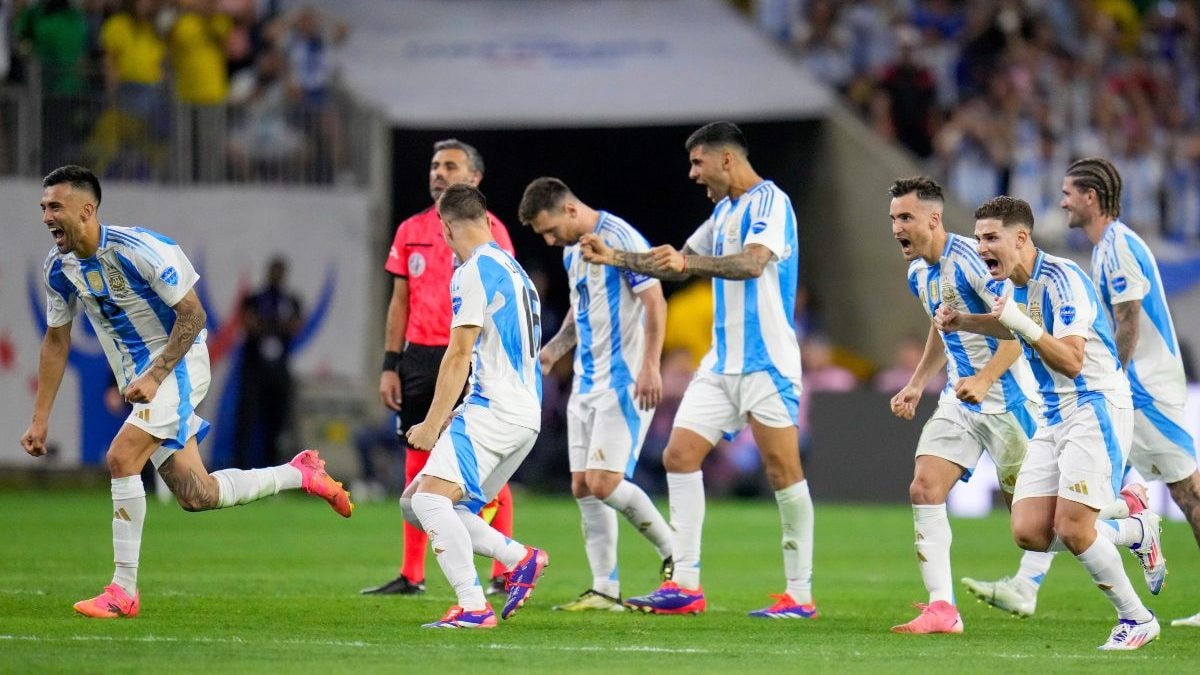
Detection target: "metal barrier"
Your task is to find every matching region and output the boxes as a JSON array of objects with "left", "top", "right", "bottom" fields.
[{"left": 0, "top": 63, "right": 372, "bottom": 186}]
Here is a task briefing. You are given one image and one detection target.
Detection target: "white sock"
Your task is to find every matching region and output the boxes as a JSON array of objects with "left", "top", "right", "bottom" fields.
[
  {"left": 111, "top": 476, "right": 146, "bottom": 597},
  {"left": 212, "top": 465, "right": 299, "bottom": 508},
  {"left": 456, "top": 506, "right": 526, "bottom": 570},
  {"left": 1098, "top": 498, "right": 1129, "bottom": 520},
  {"left": 667, "top": 471, "right": 705, "bottom": 590},
  {"left": 411, "top": 493, "right": 486, "bottom": 611},
  {"left": 1075, "top": 536, "right": 1152, "bottom": 622},
  {"left": 912, "top": 503, "right": 953, "bottom": 604},
  {"left": 1096, "top": 518, "right": 1140, "bottom": 547},
  {"left": 1016, "top": 550, "right": 1056, "bottom": 588},
  {"left": 578, "top": 496, "right": 620, "bottom": 597},
  {"left": 777, "top": 480, "right": 814, "bottom": 604},
  {"left": 602, "top": 480, "right": 673, "bottom": 560}
]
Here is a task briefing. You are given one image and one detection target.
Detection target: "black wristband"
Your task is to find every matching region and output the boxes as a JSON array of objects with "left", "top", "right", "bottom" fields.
[{"left": 382, "top": 350, "right": 402, "bottom": 373}]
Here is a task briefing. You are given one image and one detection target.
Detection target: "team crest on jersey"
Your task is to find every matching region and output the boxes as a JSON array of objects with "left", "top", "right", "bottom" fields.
[
  {"left": 159, "top": 266, "right": 178, "bottom": 286},
  {"left": 1026, "top": 299, "right": 1043, "bottom": 326},
  {"left": 939, "top": 280, "right": 958, "bottom": 308},
  {"left": 1059, "top": 304, "right": 1076, "bottom": 326},
  {"left": 104, "top": 263, "right": 128, "bottom": 295},
  {"left": 408, "top": 252, "right": 426, "bottom": 278},
  {"left": 1112, "top": 275, "right": 1128, "bottom": 293},
  {"left": 85, "top": 270, "right": 105, "bottom": 294}
]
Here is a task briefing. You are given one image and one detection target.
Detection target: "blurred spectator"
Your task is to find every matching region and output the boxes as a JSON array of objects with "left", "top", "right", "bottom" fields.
[
  {"left": 794, "top": 0, "right": 853, "bottom": 90},
  {"left": 663, "top": 279, "right": 713, "bottom": 369},
  {"left": 88, "top": 0, "right": 170, "bottom": 178},
  {"left": 170, "top": 0, "right": 231, "bottom": 105},
  {"left": 15, "top": 0, "right": 88, "bottom": 96},
  {"left": 279, "top": 4, "right": 348, "bottom": 182},
  {"left": 872, "top": 334, "right": 945, "bottom": 395},
  {"left": 233, "top": 255, "right": 304, "bottom": 469},
  {"left": 873, "top": 24, "right": 939, "bottom": 158},
  {"left": 798, "top": 333, "right": 858, "bottom": 456},
  {"left": 226, "top": 46, "right": 306, "bottom": 180}
]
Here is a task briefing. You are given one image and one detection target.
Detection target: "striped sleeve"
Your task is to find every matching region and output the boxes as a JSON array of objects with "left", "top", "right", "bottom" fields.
[{"left": 43, "top": 253, "right": 78, "bottom": 328}]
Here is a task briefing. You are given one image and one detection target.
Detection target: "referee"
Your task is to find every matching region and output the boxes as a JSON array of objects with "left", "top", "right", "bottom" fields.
[{"left": 362, "top": 139, "right": 517, "bottom": 596}]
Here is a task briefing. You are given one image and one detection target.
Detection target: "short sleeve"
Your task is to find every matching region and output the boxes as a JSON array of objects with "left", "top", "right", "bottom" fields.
[
  {"left": 43, "top": 259, "right": 78, "bottom": 328},
  {"left": 742, "top": 187, "right": 789, "bottom": 260},
  {"left": 450, "top": 263, "right": 486, "bottom": 329},
  {"left": 906, "top": 263, "right": 921, "bottom": 299},
  {"left": 384, "top": 220, "right": 409, "bottom": 277},
  {"left": 1105, "top": 235, "right": 1151, "bottom": 305},
  {"left": 1047, "top": 270, "right": 1095, "bottom": 341},
  {"left": 129, "top": 229, "right": 198, "bottom": 307},
  {"left": 685, "top": 218, "right": 716, "bottom": 256},
  {"left": 603, "top": 224, "right": 658, "bottom": 294}
]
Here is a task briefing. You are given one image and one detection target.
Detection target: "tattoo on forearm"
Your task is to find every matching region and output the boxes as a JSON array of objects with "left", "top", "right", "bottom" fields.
[
  {"left": 684, "top": 252, "right": 764, "bottom": 280},
  {"left": 612, "top": 250, "right": 689, "bottom": 282},
  {"left": 544, "top": 316, "right": 577, "bottom": 362},
  {"left": 150, "top": 305, "right": 207, "bottom": 384},
  {"left": 1113, "top": 302, "right": 1140, "bottom": 366}
]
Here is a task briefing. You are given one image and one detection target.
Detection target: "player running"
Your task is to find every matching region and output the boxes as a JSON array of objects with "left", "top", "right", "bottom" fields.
[
  {"left": 962, "top": 158, "right": 1197, "bottom": 627},
  {"left": 885, "top": 177, "right": 1040, "bottom": 634},
  {"left": 581, "top": 122, "right": 816, "bottom": 619},
  {"left": 22, "top": 165, "right": 352, "bottom": 619},
  {"left": 519, "top": 177, "right": 673, "bottom": 612},
  {"left": 938, "top": 196, "right": 1161, "bottom": 650},
  {"left": 401, "top": 184, "right": 547, "bottom": 629}
]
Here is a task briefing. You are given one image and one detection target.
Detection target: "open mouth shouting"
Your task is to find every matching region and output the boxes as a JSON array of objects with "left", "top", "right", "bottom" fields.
[
  {"left": 980, "top": 254, "right": 1003, "bottom": 279},
  {"left": 896, "top": 235, "right": 914, "bottom": 259},
  {"left": 48, "top": 224, "right": 68, "bottom": 251}
]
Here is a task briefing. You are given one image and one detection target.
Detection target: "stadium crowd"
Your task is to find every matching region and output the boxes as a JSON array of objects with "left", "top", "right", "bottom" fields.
[{"left": 754, "top": 0, "right": 1200, "bottom": 246}]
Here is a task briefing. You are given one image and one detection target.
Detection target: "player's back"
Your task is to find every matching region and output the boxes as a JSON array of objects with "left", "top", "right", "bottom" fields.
[
  {"left": 565, "top": 211, "right": 658, "bottom": 394},
  {"left": 452, "top": 243, "right": 542, "bottom": 431},
  {"left": 42, "top": 224, "right": 203, "bottom": 388},
  {"left": 1017, "top": 251, "right": 1131, "bottom": 424},
  {"left": 906, "top": 232, "right": 1038, "bottom": 415},
  {"left": 1091, "top": 221, "right": 1187, "bottom": 407},
  {"left": 687, "top": 180, "right": 801, "bottom": 378}
]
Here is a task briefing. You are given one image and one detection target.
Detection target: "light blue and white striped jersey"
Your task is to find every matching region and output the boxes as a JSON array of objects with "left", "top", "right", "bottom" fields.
[
  {"left": 684, "top": 180, "right": 801, "bottom": 378},
  {"left": 42, "top": 224, "right": 205, "bottom": 389},
  {"left": 564, "top": 211, "right": 659, "bottom": 395},
  {"left": 906, "top": 232, "right": 1039, "bottom": 418},
  {"left": 1091, "top": 221, "right": 1187, "bottom": 408},
  {"left": 1009, "top": 251, "right": 1131, "bottom": 425},
  {"left": 451, "top": 242, "right": 543, "bottom": 431}
]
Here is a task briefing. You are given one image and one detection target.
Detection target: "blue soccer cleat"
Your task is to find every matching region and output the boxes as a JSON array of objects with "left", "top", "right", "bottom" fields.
[
  {"left": 501, "top": 547, "right": 549, "bottom": 620},
  {"left": 749, "top": 593, "right": 820, "bottom": 620},
  {"left": 624, "top": 581, "right": 706, "bottom": 615},
  {"left": 422, "top": 604, "right": 497, "bottom": 629}
]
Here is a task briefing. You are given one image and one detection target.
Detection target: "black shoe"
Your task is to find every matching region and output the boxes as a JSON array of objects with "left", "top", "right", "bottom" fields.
[
  {"left": 360, "top": 575, "right": 425, "bottom": 595},
  {"left": 660, "top": 556, "right": 674, "bottom": 582},
  {"left": 484, "top": 575, "right": 507, "bottom": 597}
]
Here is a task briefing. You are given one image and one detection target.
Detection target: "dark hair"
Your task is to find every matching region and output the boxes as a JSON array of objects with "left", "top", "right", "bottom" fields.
[
  {"left": 518, "top": 177, "right": 573, "bottom": 226},
  {"left": 433, "top": 138, "right": 485, "bottom": 174},
  {"left": 974, "top": 195, "right": 1035, "bottom": 231},
  {"left": 43, "top": 165, "right": 101, "bottom": 205},
  {"left": 888, "top": 176, "right": 944, "bottom": 203},
  {"left": 684, "top": 121, "right": 748, "bottom": 155},
  {"left": 1066, "top": 157, "right": 1122, "bottom": 218},
  {"left": 437, "top": 183, "right": 488, "bottom": 222}
]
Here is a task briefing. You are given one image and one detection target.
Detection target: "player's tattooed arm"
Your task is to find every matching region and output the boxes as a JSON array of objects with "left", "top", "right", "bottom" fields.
[
  {"left": 609, "top": 247, "right": 690, "bottom": 281},
  {"left": 539, "top": 308, "right": 576, "bottom": 373},
  {"left": 1112, "top": 299, "right": 1141, "bottom": 366},
  {"left": 675, "top": 244, "right": 773, "bottom": 280},
  {"left": 149, "top": 289, "right": 208, "bottom": 384}
]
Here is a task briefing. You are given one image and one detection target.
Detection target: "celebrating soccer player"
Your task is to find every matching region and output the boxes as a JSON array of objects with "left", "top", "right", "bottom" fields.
[
  {"left": 885, "top": 177, "right": 1040, "bottom": 634},
  {"left": 580, "top": 122, "right": 816, "bottom": 619},
  {"left": 519, "top": 177, "right": 674, "bottom": 612},
  {"left": 937, "top": 196, "right": 1162, "bottom": 650},
  {"left": 963, "top": 158, "right": 1200, "bottom": 628},
  {"left": 22, "top": 166, "right": 353, "bottom": 619},
  {"left": 400, "top": 184, "right": 548, "bottom": 629}
]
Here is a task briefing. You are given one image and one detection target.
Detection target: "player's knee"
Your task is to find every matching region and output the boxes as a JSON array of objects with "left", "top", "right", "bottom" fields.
[
  {"left": 1168, "top": 472, "right": 1200, "bottom": 505},
  {"left": 662, "top": 444, "right": 705, "bottom": 474},
  {"left": 1011, "top": 523, "right": 1051, "bottom": 552},
  {"left": 104, "top": 448, "right": 140, "bottom": 478},
  {"left": 908, "top": 476, "right": 946, "bottom": 506},
  {"left": 175, "top": 491, "right": 217, "bottom": 512}
]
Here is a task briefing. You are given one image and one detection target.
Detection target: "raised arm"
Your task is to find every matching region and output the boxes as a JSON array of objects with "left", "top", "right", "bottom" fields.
[
  {"left": 21, "top": 323, "right": 73, "bottom": 457},
  {"left": 124, "top": 289, "right": 208, "bottom": 404},
  {"left": 539, "top": 307, "right": 576, "bottom": 374},
  {"left": 579, "top": 232, "right": 690, "bottom": 281},
  {"left": 405, "top": 324, "right": 481, "bottom": 450}
]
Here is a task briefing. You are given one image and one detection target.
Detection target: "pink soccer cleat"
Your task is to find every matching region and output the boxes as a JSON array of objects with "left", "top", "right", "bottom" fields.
[
  {"left": 290, "top": 449, "right": 354, "bottom": 518},
  {"left": 423, "top": 604, "right": 498, "bottom": 629},
  {"left": 891, "top": 600, "right": 963, "bottom": 634},
  {"left": 1120, "top": 484, "right": 1150, "bottom": 516},
  {"left": 73, "top": 583, "right": 139, "bottom": 619}
]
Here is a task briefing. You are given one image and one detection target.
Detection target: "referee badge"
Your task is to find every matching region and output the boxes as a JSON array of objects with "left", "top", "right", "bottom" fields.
[{"left": 408, "top": 251, "right": 426, "bottom": 278}]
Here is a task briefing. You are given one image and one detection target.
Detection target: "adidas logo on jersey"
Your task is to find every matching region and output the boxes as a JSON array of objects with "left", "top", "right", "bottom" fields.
[{"left": 1068, "top": 481, "right": 1089, "bottom": 496}]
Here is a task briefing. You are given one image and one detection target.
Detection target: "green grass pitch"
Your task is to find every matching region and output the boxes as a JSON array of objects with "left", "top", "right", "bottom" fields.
[{"left": 1, "top": 489, "right": 1197, "bottom": 673}]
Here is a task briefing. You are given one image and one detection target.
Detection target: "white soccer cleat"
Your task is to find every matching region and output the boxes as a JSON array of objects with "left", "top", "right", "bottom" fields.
[
  {"left": 960, "top": 576, "right": 1037, "bottom": 618},
  {"left": 1098, "top": 614, "right": 1160, "bottom": 651},
  {"left": 1129, "top": 511, "right": 1166, "bottom": 595},
  {"left": 1171, "top": 611, "right": 1200, "bottom": 628}
]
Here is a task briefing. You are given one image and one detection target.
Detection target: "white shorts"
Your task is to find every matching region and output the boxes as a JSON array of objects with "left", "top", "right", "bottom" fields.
[
  {"left": 673, "top": 369, "right": 801, "bottom": 444},
  {"left": 418, "top": 404, "right": 538, "bottom": 513},
  {"left": 1129, "top": 402, "right": 1199, "bottom": 484},
  {"left": 125, "top": 343, "right": 211, "bottom": 467},
  {"left": 1014, "top": 399, "right": 1132, "bottom": 510},
  {"left": 567, "top": 386, "right": 655, "bottom": 476},
  {"left": 915, "top": 401, "right": 1038, "bottom": 494}
]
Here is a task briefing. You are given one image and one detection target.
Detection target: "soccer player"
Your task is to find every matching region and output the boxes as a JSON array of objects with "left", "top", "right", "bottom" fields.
[
  {"left": 518, "top": 177, "right": 673, "bottom": 612},
  {"left": 22, "top": 165, "right": 352, "bottom": 619},
  {"left": 365, "top": 138, "right": 517, "bottom": 596},
  {"left": 401, "top": 184, "right": 547, "bottom": 629},
  {"left": 963, "top": 157, "right": 1200, "bottom": 628},
  {"left": 937, "top": 196, "right": 1161, "bottom": 650},
  {"left": 885, "top": 177, "right": 1041, "bottom": 634},
  {"left": 580, "top": 122, "right": 816, "bottom": 618}
]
